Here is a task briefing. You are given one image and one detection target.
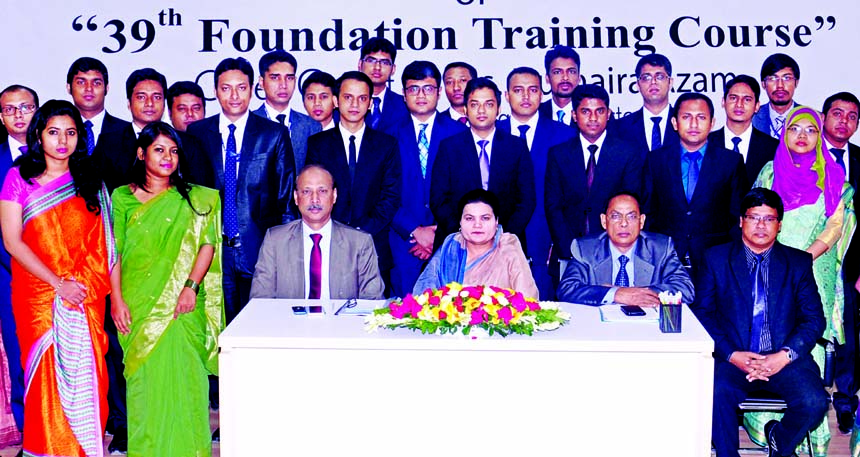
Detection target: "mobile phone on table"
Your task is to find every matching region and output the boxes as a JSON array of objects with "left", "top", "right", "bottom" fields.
[{"left": 620, "top": 305, "right": 646, "bottom": 317}]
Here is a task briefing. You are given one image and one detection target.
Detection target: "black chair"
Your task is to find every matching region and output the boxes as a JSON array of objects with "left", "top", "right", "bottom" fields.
[{"left": 737, "top": 338, "right": 835, "bottom": 457}]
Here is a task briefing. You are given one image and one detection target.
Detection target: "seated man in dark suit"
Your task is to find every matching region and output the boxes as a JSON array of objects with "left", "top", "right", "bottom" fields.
[
  {"left": 65, "top": 57, "right": 130, "bottom": 155},
  {"left": 430, "top": 77, "right": 535, "bottom": 251},
  {"left": 252, "top": 50, "right": 321, "bottom": 171},
  {"left": 708, "top": 74, "right": 778, "bottom": 188},
  {"left": 557, "top": 191, "right": 693, "bottom": 306},
  {"left": 358, "top": 37, "right": 408, "bottom": 134},
  {"left": 751, "top": 53, "right": 802, "bottom": 139},
  {"left": 615, "top": 53, "right": 678, "bottom": 161},
  {"left": 498, "top": 66, "right": 576, "bottom": 299},
  {"left": 251, "top": 165, "right": 384, "bottom": 299},
  {"left": 538, "top": 45, "right": 580, "bottom": 127},
  {"left": 305, "top": 71, "right": 401, "bottom": 293},
  {"left": 692, "top": 188, "right": 828, "bottom": 457},
  {"left": 644, "top": 92, "right": 744, "bottom": 275},
  {"left": 545, "top": 84, "right": 642, "bottom": 279},
  {"left": 301, "top": 71, "right": 337, "bottom": 131},
  {"left": 167, "top": 81, "right": 205, "bottom": 132},
  {"left": 388, "top": 61, "right": 466, "bottom": 297},
  {"left": 439, "top": 61, "right": 476, "bottom": 125}
]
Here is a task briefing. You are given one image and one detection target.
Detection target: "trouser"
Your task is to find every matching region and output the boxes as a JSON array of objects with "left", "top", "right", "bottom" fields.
[
  {"left": 212, "top": 243, "right": 253, "bottom": 407},
  {"left": 0, "top": 294, "right": 23, "bottom": 431},
  {"left": 104, "top": 296, "right": 127, "bottom": 433}
]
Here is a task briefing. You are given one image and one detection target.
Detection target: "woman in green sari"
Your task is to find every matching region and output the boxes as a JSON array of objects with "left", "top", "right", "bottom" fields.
[
  {"left": 747, "top": 106, "right": 856, "bottom": 456},
  {"left": 109, "top": 121, "right": 223, "bottom": 457}
]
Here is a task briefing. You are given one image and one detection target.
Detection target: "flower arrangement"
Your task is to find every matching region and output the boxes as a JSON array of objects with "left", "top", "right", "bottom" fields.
[{"left": 365, "top": 283, "right": 570, "bottom": 337}]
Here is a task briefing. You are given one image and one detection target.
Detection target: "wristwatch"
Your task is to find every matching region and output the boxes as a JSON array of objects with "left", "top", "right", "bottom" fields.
[
  {"left": 781, "top": 348, "right": 793, "bottom": 362},
  {"left": 184, "top": 278, "right": 200, "bottom": 294}
]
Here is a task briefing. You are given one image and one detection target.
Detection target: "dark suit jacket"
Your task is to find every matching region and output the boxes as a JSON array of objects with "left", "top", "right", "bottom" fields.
[
  {"left": 643, "top": 141, "right": 744, "bottom": 271},
  {"left": 374, "top": 89, "right": 410, "bottom": 135},
  {"left": 843, "top": 143, "right": 860, "bottom": 286},
  {"left": 708, "top": 127, "right": 778, "bottom": 188},
  {"left": 430, "top": 129, "right": 536, "bottom": 249},
  {"left": 538, "top": 100, "right": 578, "bottom": 129},
  {"left": 305, "top": 126, "right": 401, "bottom": 270},
  {"left": 751, "top": 101, "right": 801, "bottom": 138},
  {"left": 92, "top": 125, "right": 214, "bottom": 193},
  {"left": 692, "top": 241, "right": 824, "bottom": 365},
  {"left": 614, "top": 106, "right": 678, "bottom": 162},
  {"left": 557, "top": 231, "right": 694, "bottom": 305},
  {"left": 251, "top": 104, "right": 322, "bottom": 171},
  {"left": 0, "top": 143, "right": 14, "bottom": 276},
  {"left": 545, "top": 129, "right": 643, "bottom": 260},
  {"left": 186, "top": 113, "right": 295, "bottom": 272},
  {"left": 98, "top": 112, "right": 130, "bottom": 146}
]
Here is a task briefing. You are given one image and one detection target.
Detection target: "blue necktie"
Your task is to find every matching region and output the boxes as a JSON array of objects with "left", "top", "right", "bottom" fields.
[
  {"left": 84, "top": 120, "right": 96, "bottom": 155},
  {"left": 750, "top": 254, "right": 766, "bottom": 353},
  {"left": 348, "top": 135, "right": 357, "bottom": 188},
  {"left": 478, "top": 140, "right": 490, "bottom": 190},
  {"left": 684, "top": 151, "right": 701, "bottom": 202},
  {"left": 650, "top": 116, "right": 662, "bottom": 151},
  {"left": 224, "top": 124, "right": 240, "bottom": 238},
  {"left": 615, "top": 255, "right": 630, "bottom": 287},
  {"left": 831, "top": 148, "right": 846, "bottom": 172},
  {"left": 518, "top": 124, "right": 530, "bottom": 139},
  {"left": 556, "top": 110, "right": 565, "bottom": 124},
  {"left": 369, "top": 97, "right": 382, "bottom": 129},
  {"left": 731, "top": 137, "right": 742, "bottom": 153},
  {"left": 18, "top": 146, "right": 27, "bottom": 156},
  {"left": 417, "top": 124, "right": 429, "bottom": 178}
]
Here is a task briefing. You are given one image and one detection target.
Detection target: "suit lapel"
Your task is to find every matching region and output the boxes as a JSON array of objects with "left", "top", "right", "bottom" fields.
[
  {"left": 632, "top": 239, "right": 655, "bottom": 286},
  {"left": 594, "top": 236, "right": 614, "bottom": 284},
  {"left": 205, "top": 116, "right": 225, "bottom": 190},
  {"left": 328, "top": 223, "right": 349, "bottom": 297},
  {"left": 286, "top": 223, "right": 307, "bottom": 299},
  {"left": 766, "top": 245, "right": 788, "bottom": 325},
  {"left": 689, "top": 145, "right": 719, "bottom": 203},
  {"left": 730, "top": 243, "right": 754, "bottom": 312},
  {"left": 665, "top": 144, "right": 686, "bottom": 205}
]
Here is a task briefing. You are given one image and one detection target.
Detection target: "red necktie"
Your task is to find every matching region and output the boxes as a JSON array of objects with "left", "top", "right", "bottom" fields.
[{"left": 308, "top": 233, "right": 322, "bottom": 299}]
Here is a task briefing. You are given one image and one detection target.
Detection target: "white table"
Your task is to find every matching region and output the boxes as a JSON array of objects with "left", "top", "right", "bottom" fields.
[{"left": 219, "top": 299, "right": 714, "bottom": 457}]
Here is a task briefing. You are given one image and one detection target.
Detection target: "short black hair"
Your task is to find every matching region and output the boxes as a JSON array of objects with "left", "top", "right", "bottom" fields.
[
  {"left": 634, "top": 53, "right": 672, "bottom": 77},
  {"left": 335, "top": 71, "right": 373, "bottom": 97},
  {"left": 723, "top": 75, "right": 760, "bottom": 102},
  {"left": 258, "top": 50, "right": 298, "bottom": 76},
  {"left": 0, "top": 85, "right": 39, "bottom": 107},
  {"left": 603, "top": 190, "right": 643, "bottom": 214},
  {"left": 66, "top": 57, "right": 109, "bottom": 85},
  {"left": 125, "top": 68, "right": 167, "bottom": 100},
  {"left": 741, "top": 187, "right": 784, "bottom": 221},
  {"left": 673, "top": 92, "right": 714, "bottom": 119},
  {"left": 571, "top": 84, "right": 610, "bottom": 111},
  {"left": 760, "top": 53, "right": 800, "bottom": 81},
  {"left": 444, "top": 62, "right": 477, "bottom": 79},
  {"left": 506, "top": 67, "right": 541, "bottom": 90},
  {"left": 544, "top": 46, "right": 581, "bottom": 74},
  {"left": 457, "top": 188, "right": 499, "bottom": 219},
  {"left": 463, "top": 77, "right": 500, "bottom": 104},
  {"left": 301, "top": 71, "right": 336, "bottom": 95},
  {"left": 822, "top": 92, "right": 860, "bottom": 117},
  {"left": 360, "top": 37, "right": 397, "bottom": 62},
  {"left": 167, "top": 81, "right": 204, "bottom": 111},
  {"left": 401, "top": 61, "right": 441, "bottom": 88},
  {"left": 214, "top": 57, "right": 254, "bottom": 87}
]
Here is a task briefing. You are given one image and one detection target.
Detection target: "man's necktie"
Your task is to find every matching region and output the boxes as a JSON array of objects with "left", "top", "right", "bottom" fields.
[
  {"left": 84, "top": 120, "right": 96, "bottom": 155},
  {"left": 276, "top": 114, "right": 287, "bottom": 125},
  {"left": 750, "top": 254, "right": 766, "bottom": 353},
  {"left": 615, "top": 255, "right": 630, "bottom": 287},
  {"left": 369, "top": 97, "right": 382, "bottom": 129},
  {"left": 417, "top": 124, "right": 429, "bottom": 178},
  {"left": 348, "top": 135, "right": 357, "bottom": 187},
  {"left": 731, "top": 137, "right": 742, "bottom": 154},
  {"left": 518, "top": 124, "right": 530, "bottom": 139},
  {"left": 650, "top": 116, "right": 662, "bottom": 151},
  {"left": 586, "top": 144, "right": 598, "bottom": 193},
  {"left": 684, "top": 151, "right": 701, "bottom": 202},
  {"left": 458, "top": 117, "right": 468, "bottom": 125},
  {"left": 224, "top": 124, "right": 240, "bottom": 239},
  {"left": 557, "top": 110, "right": 566, "bottom": 124},
  {"left": 772, "top": 117, "right": 785, "bottom": 139},
  {"left": 478, "top": 140, "right": 490, "bottom": 190},
  {"left": 831, "top": 148, "right": 847, "bottom": 172},
  {"left": 308, "top": 233, "right": 322, "bottom": 299},
  {"left": 18, "top": 146, "right": 27, "bottom": 156}
]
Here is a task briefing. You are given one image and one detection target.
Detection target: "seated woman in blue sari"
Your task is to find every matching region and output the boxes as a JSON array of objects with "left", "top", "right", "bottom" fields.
[{"left": 413, "top": 189, "right": 539, "bottom": 298}]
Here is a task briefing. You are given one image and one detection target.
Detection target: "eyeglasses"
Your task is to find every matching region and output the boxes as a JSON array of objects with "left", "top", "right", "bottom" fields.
[
  {"left": 743, "top": 215, "right": 779, "bottom": 224},
  {"left": 1, "top": 104, "right": 36, "bottom": 116},
  {"left": 608, "top": 212, "right": 640, "bottom": 223},
  {"left": 786, "top": 125, "right": 819, "bottom": 136},
  {"left": 638, "top": 73, "right": 669, "bottom": 83},
  {"left": 361, "top": 56, "right": 393, "bottom": 67},
  {"left": 763, "top": 74, "right": 796, "bottom": 84},
  {"left": 405, "top": 85, "right": 438, "bottom": 96}
]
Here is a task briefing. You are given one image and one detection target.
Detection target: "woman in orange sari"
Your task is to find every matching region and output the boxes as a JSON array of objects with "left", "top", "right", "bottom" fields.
[{"left": 0, "top": 100, "right": 114, "bottom": 457}]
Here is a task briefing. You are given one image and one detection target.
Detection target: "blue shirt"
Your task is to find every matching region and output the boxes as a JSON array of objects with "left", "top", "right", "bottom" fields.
[{"left": 680, "top": 142, "right": 707, "bottom": 195}]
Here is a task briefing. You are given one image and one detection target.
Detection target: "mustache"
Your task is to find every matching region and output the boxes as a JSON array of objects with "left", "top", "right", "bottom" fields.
[{"left": 306, "top": 204, "right": 324, "bottom": 211}]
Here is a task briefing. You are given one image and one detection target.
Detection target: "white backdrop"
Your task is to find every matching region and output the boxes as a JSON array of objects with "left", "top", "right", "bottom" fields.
[{"left": 2, "top": 0, "right": 858, "bottom": 126}]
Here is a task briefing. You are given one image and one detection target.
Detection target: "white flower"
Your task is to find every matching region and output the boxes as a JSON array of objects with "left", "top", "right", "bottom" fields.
[{"left": 536, "top": 321, "right": 561, "bottom": 331}]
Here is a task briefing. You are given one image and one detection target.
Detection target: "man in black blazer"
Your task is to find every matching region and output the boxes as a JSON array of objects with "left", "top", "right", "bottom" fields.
[
  {"left": 692, "top": 188, "right": 827, "bottom": 457},
  {"left": 187, "top": 57, "right": 295, "bottom": 323},
  {"left": 538, "top": 46, "right": 580, "bottom": 128},
  {"left": 306, "top": 71, "right": 401, "bottom": 292},
  {"left": 498, "top": 66, "right": 576, "bottom": 299},
  {"left": 66, "top": 57, "right": 129, "bottom": 155},
  {"left": 545, "top": 84, "right": 642, "bottom": 281},
  {"left": 358, "top": 37, "right": 408, "bottom": 135},
  {"left": 708, "top": 74, "right": 778, "bottom": 188},
  {"left": 821, "top": 91, "right": 860, "bottom": 432},
  {"left": 644, "top": 92, "right": 744, "bottom": 275},
  {"left": 439, "top": 61, "right": 476, "bottom": 125},
  {"left": 430, "top": 77, "right": 535, "bottom": 251},
  {"left": 615, "top": 54, "right": 678, "bottom": 162}
]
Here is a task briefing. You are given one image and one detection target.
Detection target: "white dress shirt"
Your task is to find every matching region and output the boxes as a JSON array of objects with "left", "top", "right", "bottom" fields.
[
  {"left": 321, "top": 119, "right": 335, "bottom": 131},
  {"left": 509, "top": 114, "right": 539, "bottom": 150},
  {"left": 264, "top": 103, "right": 292, "bottom": 129},
  {"left": 302, "top": 219, "right": 333, "bottom": 300},
  {"left": 580, "top": 130, "right": 607, "bottom": 165},
  {"left": 447, "top": 107, "right": 467, "bottom": 123},
  {"left": 339, "top": 123, "right": 366, "bottom": 163},
  {"left": 723, "top": 125, "right": 754, "bottom": 163},
  {"left": 218, "top": 111, "right": 250, "bottom": 177},
  {"left": 551, "top": 98, "right": 573, "bottom": 126},
  {"left": 643, "top": 105, "right": 670, "bottom": 151},
  {"left": 412, "top": 112, "right": 436, "bottom": 145},
  {"left": 824, "top": 137, "right": 852, "bottom": 182},
  {"left": 471, "top": 128, "right": 496, "bottom": 162},
  {"left": 83, "top": 109, "right": 107, "bottom": 146},
  {"left": 7, "top": 137, "right": 25, "bottom": 161}
]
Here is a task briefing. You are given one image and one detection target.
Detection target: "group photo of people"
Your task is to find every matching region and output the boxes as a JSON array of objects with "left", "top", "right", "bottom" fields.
[{"left": 0, "top": 19, "right": 856, "bottom": 456}]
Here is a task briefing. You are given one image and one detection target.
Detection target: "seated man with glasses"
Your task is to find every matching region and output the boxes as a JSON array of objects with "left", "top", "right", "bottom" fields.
[
  {"left": 557, "top": 191, "right": 694, "bottom": 306},
  {"left": 357, "top": 37, "right": 408, "bottom": 135}
]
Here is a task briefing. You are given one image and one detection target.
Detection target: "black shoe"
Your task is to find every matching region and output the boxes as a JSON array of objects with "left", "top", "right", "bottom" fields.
[
  {"left": 764, "top": 420, "right": 780, "bottom": 457},
  {"left": 838, "top": 409, "right": 855, "bottom": 435},
  {"left": 212, "top": 427, "right": 220, "bottom": 442},
  {"left": 108, "top": 428, "right": 128, "bottom": 454}
]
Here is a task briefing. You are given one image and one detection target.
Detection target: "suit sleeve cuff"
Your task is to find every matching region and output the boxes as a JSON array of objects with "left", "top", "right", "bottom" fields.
[{"left": 602, "top": 287, "right": 619, "bottom": 305}]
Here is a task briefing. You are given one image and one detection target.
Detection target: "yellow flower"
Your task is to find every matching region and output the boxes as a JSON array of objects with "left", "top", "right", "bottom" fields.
[{"left": 418, "top": 305, "right": 439, "bottom": 322}]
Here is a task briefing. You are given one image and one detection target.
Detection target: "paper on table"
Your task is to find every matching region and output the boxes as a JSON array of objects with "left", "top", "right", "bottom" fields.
[
  {"left": 599, "top": 305, "right": 659, "bottom": 323},
  {"left": 335, "top": 299, "right": 388, "bottom": 316}
]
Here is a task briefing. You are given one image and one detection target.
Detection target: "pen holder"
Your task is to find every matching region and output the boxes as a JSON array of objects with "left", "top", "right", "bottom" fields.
[{"left": 659, "top": 304, "right": 682, "bottom": 333}]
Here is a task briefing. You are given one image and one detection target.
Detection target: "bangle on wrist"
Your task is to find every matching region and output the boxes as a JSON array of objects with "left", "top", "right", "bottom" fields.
[
  {"left": 184, "top": 279, "right": 200, "bottom": 294},
  {"left": 55, "top": 277, "right": 65, "bottom": 293}
]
